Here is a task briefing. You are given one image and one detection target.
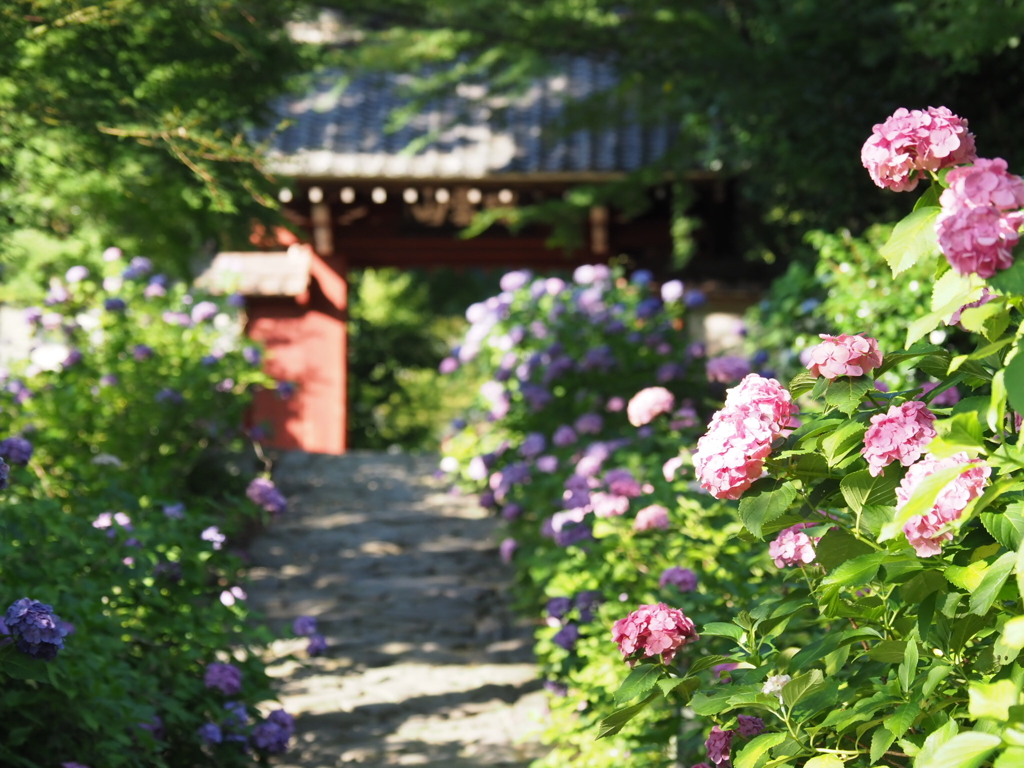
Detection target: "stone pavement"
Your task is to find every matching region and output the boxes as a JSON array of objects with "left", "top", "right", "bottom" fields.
[{"left": 247, "top": 451, "right": 548, "bottom": 767}]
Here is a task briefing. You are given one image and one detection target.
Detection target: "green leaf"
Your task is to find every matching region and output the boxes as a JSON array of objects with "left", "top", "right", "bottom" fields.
[
  {"left": 613, "top": 663, "right": 663, "bottom": 704},
  {"left": 945, "top": 560, "right": 989, "bottom": 591},
  {"left": 1005, "top": 346, "right": 1024, "bottom": 416},
  {"left": 804, "top": 756, "right": 845, "bottom": 768},
  {"left": 915, "top": 731, "right": 1001, "bottom": 768},
  {"left": 989, "top": 259, "right": 1024, "bottom": 295},
  {"left": 814, "top": 529, "right": 875, "bottom": 572},
  {"left": 781, "top": 669, "right": 825, "bottom": 708},
  {"left": 923, "top": 665, "right": 953, "bottom": 698},
  {"left": 685, "top": 654, "right": 732, "bottom": 676},
  {"left": 968, "top": 679, "right": 1019, "bottom": 721},
  {"left": 870, "top": 727, "right": 897, "bottom": 764},
  {"left": 597, "top": 693, "right": 659, "bottom": 739},
  {"left": 916, "top": 718, "right": 959, "bottom": 766},
  {"left": 989, "top": 368, "right": 1007, "bottom": 433},
  {"left": 2, "top": 654, "right": 54, "bottom": 683},
  {"left": 880, "top": 463, "right": 976, "bottom": 542},
  {"left": 738, "top": 480, "right": 798, "bottom": 538},
  {"left": 735, "top": 732, "right": 787, "bottom": 768},
  {"left": 970, "top": 550, "right": 1016, "bottom": 615},
  {"left": 884, "top": 701, "right": 920, "bottom": 739},
  {"left": 824, "top": 377, "right": 872, "bottom": 415},
  {"left": 931, "top": 269, "right": 976, "bottom": 314},
  {"left": 981, "top": 507, "right": 1024, "bottom": 550},
  {"left": 821, "top": 422, "right": 867, "bottom": 467},
  {"left": 789, "top": 371, "right": 818, "bottom": 398},
  {"left": 840, "top": 470, "right": 900, "bottom": 514},
  {"left": 994, "top": 746, "right": 1024, "bottom": 768},
  {"left": 1000, "top": 615, "right": 1024, "bottom": 651},
  {"left": 907, "top": 311, "right": 945, "bottom": 349},
  {"left": 820, "top": 552, "right": 887, "bottom": 591},
  {"left": 866, "top": 640, "right": 907, "bottom": 663},
  {"left": 898, "top": 632, "right": 919, "bottom": 693},
  {"left": 875, "top": 342, "right": 941, "bottom": 377},
  {"left": 914, "top": 183, "right": 942, "bottom": 211},
  {"left": 929, "top": 413, "right": 986, "bottom": 458},
  {"left": 701, "top": 622, "right": 745, "bottom": 640},
  {"left": 658, "top": 676, "right": 700, "bottom": 699},
  {"left": 880, "top": 205, "right": 940, "bottom": 276},
  {"left": 789, "top": 628, "right": 878, "bottom": 672}
]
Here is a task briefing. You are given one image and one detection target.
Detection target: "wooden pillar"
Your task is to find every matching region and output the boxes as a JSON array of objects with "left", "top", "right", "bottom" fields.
[{"left": 307, "top": 248, "right": 349, "bottom": 453}]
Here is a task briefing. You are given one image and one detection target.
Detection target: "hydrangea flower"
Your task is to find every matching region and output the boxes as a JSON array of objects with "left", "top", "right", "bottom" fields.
[
  {"left": 122, "top": 256, "right": 153, "bottom": 279},
  {"left": 937, "top": 158, "right": 1024, "bottom": 277},
  {"left": 247, "top": 477, "right": 287, "bottom": 514},
  {"left": 191, "top": 301, "right": 219, "bottom": 323},
  {"left": 897, "top": 452, "right": 990, "bottom": 556},
  {"left": 104, "top": 298, "right": 127, "bottom": 312},
  {"left": 861, "top": 106, "right": 976, "bottom": 192},
  {"left": 769, "top": 523, "right": 819, "bottom": 568},
  {"left": 706, "top": 355, "right": 751, "bottom": 384},
  {"left": 294, "top": 616, "right": 317, "bottom": 636},
  {"left": 611, "top": 603, "right": 698, "bottom": 665},
  {"left": 4, "top": 598, "right": 68, "bottom": 660},
  {"left": 520, "top": 432, "right": 546, "bottom": 458},
  {"left": 627, "top": 387, "right": 675, "bottom": 427},
  {"left": 634, "top": 504, "right": 670, "bottom": 531},
  {"left": 155, "top": 388, "right": 183, "bottom": 405},
  {"left": 553, "top": 425, "right": 577, "bottom": 447},
  {"left": 536, "top": 455, "right": 559, "bottom": 473},
  {"left": 862, "top": 400, "right": 937, "bottom": 476},
  {"left": 204, "top": 662, "right": 243, "bottom": 695},
  {"left": 574, "top": 413, "right": 604, "bottom": 435},
  {"left": 251, "top": 710, "right": 294, "bottom": 753},
  {"left": 243, "top": 346, "right": 261, "bottom": 366},
  {"left": 663, "top": 456, "right": 686, "bottom": 481},
  {"left": 552, "top": 623, "right": 580, "bottom": 651},
  {"left": 201, "top": 526, "right": 226, "bottom": 550},
  {"left": 762, "top": 674, "right": 791, "bottom": 702},
  {"left": 737, "top": 715, "right": 764, "bottom": 738},
  {"left": 806, "top": 334, "right": 883, "bottom": 379},
  {"left": 307, "top": 633, "right": 328, "bottom": 656},
  {"left": 661, "top": 280, "right": 685, "bottom": 303},
  {"left": 705, "top": 726, "right": 734, "bottom": 766},
  {"left": 500, "top": 270, "right": 532, "bottom": 291},
  {"left": 197, "top": 722, "right": 223, "bottom": 745},
  {"left": 694, "top": 406, "right": 775, "bottom": 500},
  {"left": 591, "top": 491, "right": 630, "bottom": 518},
  {"left": 500, "top": 538, "right": 518, "bottom": 563},
  {"left": 605, "top": 468, "right": 643, "bottom": 497},
  {"left": 163, "top": 502, "right": 185, "bottom": 519},
  {"left": 65, "top": 266, "right": 89, "bottom": 283},
  {"left": 0, "top": 436, "right": 33, "bottom": 465},
  {"left": 659, "top": 567, "right": 698, "bottom": 592}
]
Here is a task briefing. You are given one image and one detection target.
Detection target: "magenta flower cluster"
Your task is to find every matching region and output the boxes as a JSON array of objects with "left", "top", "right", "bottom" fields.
[
  {"left": 861, "top": 400, "right": 937, "bottom": 477},
  {"left": 693, "top": 374, "right": 795, "bottom": 500},
  {"left": 897, "top": 452, "right": 990, "bottom": 556},
  {"left": 611, "top": 602, "right": 698, "bottom": 665},
  {"left": 806, "top": 334, "right": 883, "bottom": 380},
  {"left": 937, "top": 157, "right": 1024, "bottom": 278},
  {"left": 861, "top": 106, "right": 976, "bottom": 192},
  {"left": 768, "top": 523, "right": 818, "bottom": 568}
]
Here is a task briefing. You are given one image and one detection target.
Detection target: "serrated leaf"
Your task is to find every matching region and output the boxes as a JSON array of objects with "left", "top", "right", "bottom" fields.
[
  {"left": 880, "top": 206, "right": 940, "bottom": 276},
  {"left": 840, "top": 470, "right": 901, "bottom": 514},
  {"left": 820, "top": 552, "right": 887, "bottom": 591},
  {"left": 929, "top": 413, "right": 985, "bottom": 459},
  {"left": 931, "top": 269, "right": 976, "bottom": 314},
  {"left": 994, "top": 746, "right": 1024, "bottom": 768},
  {"left": 880, "top": 463, "right": 976, "bottom": 542},
  {"left": 814, "top": 529, "right": 875, "bottom": 572},
  {"left": 738, "top": 480, "right": 797, "bottom": 538},
  {"left": 871, "top": 727, "right": 897, "bottom": 764},
  {"left": 1005, "top": 347, "right": 1024, "bottom": 416},
  {"left": 614, "top": 663, "right": 663, "bottom": 704},
  {"left": 989, "top": 259, "right": 1024, "bottom": 295},
  {"left": 735, "top": 732, "right": 787, "bottom": 768},
  {"left": 968, "top": 679, "right": 1019, "bottom": 721},
  {"left": 866, "top": 640, "right": 907, "bottom": 663},
  {"left": 824, "top": 377, "right": 872, "bottom": 415},
  {"left": 907, "top": 311, "right": 945, "bottom": 349},
  {"left": 685, "top": 654, "right": 731, "bottom": 676},
  {"left": 916, "top": 718, "right": 959, "bottom": 766},
  {"left": 2, "top": 653, "right": 53, "bottom": 683},
  {"left": 970, "top": 550, "right": 1016, "bottom": 615},
  {"left": 805, "top": 756, "right": 844, "bottom": 768},
  {"left": 821, "top": 422, "right": 867, "bottom": 467},
  {"left": 915, "top": 731, "right": 1000, "bottom": 768},
  {"left": 781, "top": 669, "right": 825, "bottom": 708},
  {"left": 923, "top": 665, "right": 953, "bottom": 697},
  {"left": 597, "top": 693, "right": 659, "bottom": 739},
  {"left": 945, "top": 560, "right": 989, "bottom": 591},
  {"left": 658, "top": 676, "right": 699, "bottom": 699},
  {"left": 1000, "top": 616, "right": 1024, "bottom": 651},
  {"left": 789, "top": 371, "right": 818, "bottom": 398},
  {"left": 884, "top": 701, "right": 920, "bottom": 738},
  {"left": 701, "top": 622, "right": 744, "bottom": 640},
  {"left": 898, "top": 632, "right": 919, "bottom": 693}
]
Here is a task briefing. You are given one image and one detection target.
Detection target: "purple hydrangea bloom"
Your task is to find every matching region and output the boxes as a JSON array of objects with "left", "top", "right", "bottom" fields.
[
  {"left": 63, "top": 348, "right": 82, "bottom": 367},
  {"left": 24, "top": 307, "right": 43, "bottom": 325},
  {"left": 575, "top": 590, "right": 604, "bottom": 623},
  {"left": 631, "top": 269, "right": 654, "bottom": 285},
  {"left": 546, "top": 597, "right": 573, "bottom": 620},
  {"left": 499, "top": 538, "right": 518, "bottom": 563},
  {"left": 307, "top": 633, "right": 328, "bottom": 656},
  {"left": 293, "top": 616, "right": 317, "bottom": 637},
  {"left": 536, "top": 455, "right": 558, "bottom": 473},
  {"left": 574, "top": 413, "right": 603, "bottom": 435},
  {"left": 197, "top": 722, "right": 223, "bottom": 745},
  {"left": 65, "top": 266, "right": 89, "bottom": 283},
  {"left": 122, "top": 256, "right": 153, "bottom": 280},
  {"left": 155, "top": 388, "right": 183, "bottom": 405},
  {"left": 104, "top": 297, "right": 127, "bottom": 312},
  {"left": 501, "top": 503, "right": 522, "bottom": 521},
  {"left": 144, "top": 282, "right": 166, "bottom": 298},
  {"left": 438, "top": 357, "right": 460, "bottom": 374},
  {"left": 4, "top": 598, "right": 68, "bottom": 660},
  {"left": 276, "top": 381, "right": 296, "bottom": 400},
  {"left": 99, "top": 374, "right": 118, "bottom": 387},
  {"left": 251, "top": 710, "right": 294, "bottom": 753},
  {"left": 204, "top": 662, "right": 243, "bottom": 695},
  {"left": 163, "top": 502, "right": 185, "bottom": 519},
  {"left": 660, "top": 567, "right": 698, "bottom": 592},
  {"left": 685, "top": 290, "right": 707, "bottom": 308},
  {"left": 132, "top": 344, "right": 154, "bottom": 361},
  {"left": 45, "top": 285, "right": 69, "bottom": 305},
  {"left": 201, "top": 526, "right": 226, "bottom": 550},
  {"left": 191, "top": 301, "right": 219, "bottom": 323},
  {"left": 200, "top": 353, "right": 221, "bottom": 366},
  {"left": 661, "top": 280, "right": 685, "bottom": 303},
  {"left": 705, "top": 726, "right": 734, "bottom": 766},
  {"left": 636, "top": 297, "right": 663, "bottom": 319},
  {"left": 0, "top": 436, "right": 32, "bottom": 465},
  {"left": 246, "top": 477, "right": 287, "bottom": 515},
  {"left": 544, "top": 679, "right": 569, "bottom": 697},
  {"left": 138, "top": 715, "right": 166, "bottom": 740},
  {"left": 554, "top": 522, "right": 593, "bottom": 548},
  {"left": 520, "top": 432, "right": 546, "bottom": 458},
  {"left": 500, "top": 270, "right": 532, "bottom": 292},
  {"left": 737, "top": 715, "right": 765, "bottom": 738},
  {"left": 242, "top": 346, "right": 261, "bottom": 366},
  {"left": 162, "top": 311, "right": 191, "bottom": 326},
  {"left": 552, "top": 623, "right": 580, "bottom": 651},
  {"left": 223, "top": 701, "right": 248, "bottom": 729},
  {"left": 552, "top": 425, "right": 577, "bottom": 447}
]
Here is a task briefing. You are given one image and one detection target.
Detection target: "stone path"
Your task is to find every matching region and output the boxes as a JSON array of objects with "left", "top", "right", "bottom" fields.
[{"left": 247, "top": 451, "right": 548, "bottom": 767}]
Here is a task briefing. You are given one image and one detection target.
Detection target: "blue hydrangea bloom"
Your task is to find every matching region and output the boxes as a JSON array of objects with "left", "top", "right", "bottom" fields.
[
  {"left": 197, "top": 722, "right": 223, "bottom": 745},
  {"left": 293, "top": 616, "right": 317, "bottom": 637},
  {"left": 251, "top": 710, "right": 294, "bottom": 753},
  {"left": 552, "top": 623, "right": 580, "bottom": 651},
  {"left": 0, "top": 437, "right": 33, "bottom": 466},
  {"left": 307, "top": 633, "right": 328, "bottom": 656},
  {"left": 0, "top": 457, "right": 10, "bottom": 490},
  {"left": 4, "top": 598, "right": 68, "bottom": 660}
]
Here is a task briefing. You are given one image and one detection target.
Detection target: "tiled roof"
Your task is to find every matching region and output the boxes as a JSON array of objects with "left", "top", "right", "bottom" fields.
[
  {"left": 263, "top": 60, "right": 676, "bottom": 180},
  {"left": 195, "top": 247, "right": 311, "bottom": 297}
]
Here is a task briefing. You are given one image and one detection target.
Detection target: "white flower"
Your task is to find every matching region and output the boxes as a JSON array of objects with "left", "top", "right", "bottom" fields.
[
  {"left": 762, "top": 674, "right": 792, "bottom": 703},
  {"left": 439, "top": 456, "right": 460, "bottom": 474},
  {"left": 29, "top": 343, "right": 70, "bottom": 372},
  {"left": 91, "top": 453, "right": 123, "bottom": 467}
]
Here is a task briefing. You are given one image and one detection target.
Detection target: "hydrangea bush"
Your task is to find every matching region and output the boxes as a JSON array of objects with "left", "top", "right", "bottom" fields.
[
  {"left": 0, "top": 250, "right": 299, "bottom": 767},
  {"left": 597, "top": 108, "right": 1024, "bottom": 768}
]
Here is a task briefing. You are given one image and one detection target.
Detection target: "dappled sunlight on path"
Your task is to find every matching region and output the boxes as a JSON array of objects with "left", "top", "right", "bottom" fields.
[{"left": 248, "top": 452, "right": 547, "bottom": 767}]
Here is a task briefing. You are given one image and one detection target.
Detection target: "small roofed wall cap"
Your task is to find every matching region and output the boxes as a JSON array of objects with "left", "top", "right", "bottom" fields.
[{"left": 195, "top": 244, "right": 313, "bottom": 297}]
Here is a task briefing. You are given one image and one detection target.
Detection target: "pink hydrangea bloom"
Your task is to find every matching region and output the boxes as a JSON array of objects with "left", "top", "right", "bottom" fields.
[
  {"left": 807, "top": 334, "right": 883, "bottom": 379},
  {"left": 605, "top": 468, "right": 643, "bottom": 497},
  {"left": 706, "top": 355, "right": 751, "bottom": 384},
  {"left": 737, "top": 715, "right": 764, "bottom": 738},
  {"left": 897, "top": 452, "right": 991, "bottom": 556},
  {"left": 704, "top": 725, "right": 734, "bottom": 766},
  {"left": 861, "top": 106, "right": 976, "bottom": 192},
  {"left": 611, "top": 603, "right": 698, "bottom": 665},
  {"left": 663, "top": 455, "right": 686, "bottom": 481},
  {"left": 861, "top": 400, "right": 937, "bottom": 476},
  {"left": 723, "top": 374, "right": 795, "bottom": 433},
  {"left": 627, "top": 387, "right": 675, "bottom": 427},
  {"left": 768, "top": 523, "right": 818, "bottom": 568},
  {"left": 948, "top": 288, "right": 996, "bottom": 327},
  {"left": 937, "top": 159, "right": 1024, "bottom": 277},
  {"left": 591, "top": 492, "right": 630, "bottom": 518},
  {"left": 634, "top": 504, "right": 670, "bottom": 531},
  {"left": 693, "top": 407, "right": 774, "bottom": 499}
]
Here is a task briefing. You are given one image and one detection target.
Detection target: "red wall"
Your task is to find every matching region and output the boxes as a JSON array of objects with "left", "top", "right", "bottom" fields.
[{"left": 246, "top": 271, "right": 348, "bottom": 454}]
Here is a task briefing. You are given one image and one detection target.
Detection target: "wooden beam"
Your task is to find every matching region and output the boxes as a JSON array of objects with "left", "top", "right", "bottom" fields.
[{"left": 334, "top": 236, "right": 595, "bottom": 269}]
